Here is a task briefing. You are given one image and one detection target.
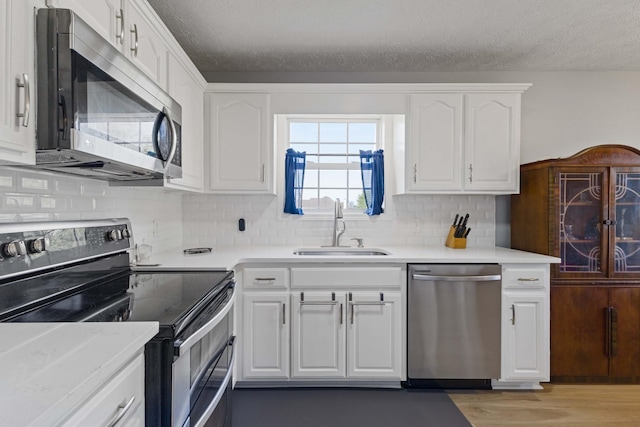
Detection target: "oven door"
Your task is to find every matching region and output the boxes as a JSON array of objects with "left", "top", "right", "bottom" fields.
[{"left": 172, "top": 289, "right": 235, "bottom": 427}]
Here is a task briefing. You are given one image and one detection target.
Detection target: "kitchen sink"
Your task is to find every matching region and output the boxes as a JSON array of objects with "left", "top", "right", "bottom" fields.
[{"left": 293, "top": 248, "right": 390, "bottom": 256}]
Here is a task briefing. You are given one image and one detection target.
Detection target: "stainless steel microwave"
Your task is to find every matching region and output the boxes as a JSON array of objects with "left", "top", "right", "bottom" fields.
[{"left": 35, "top": 8, "right": 182, "bottom": 183}]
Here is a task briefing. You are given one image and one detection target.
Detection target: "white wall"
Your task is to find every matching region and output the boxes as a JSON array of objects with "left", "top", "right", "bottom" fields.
[{"left": 0, "top": 167, "right": 184, "bottom": 253}]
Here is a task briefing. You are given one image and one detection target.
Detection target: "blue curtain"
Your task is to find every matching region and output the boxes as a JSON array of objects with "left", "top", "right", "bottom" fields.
[
  {"left": 284, "top": 148, "right": 306, "bottom": 215},
  {"left": 359, "top": 149, "right": 384, "bottom": 216}
]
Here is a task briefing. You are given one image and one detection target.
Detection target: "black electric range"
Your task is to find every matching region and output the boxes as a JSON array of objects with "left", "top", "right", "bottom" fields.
[{"left": 0, "top": 219, "right": 235, "bottom": 427}]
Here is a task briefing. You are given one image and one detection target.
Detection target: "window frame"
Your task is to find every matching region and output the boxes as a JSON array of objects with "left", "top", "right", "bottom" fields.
[{"left": 276, "top": 114, "right": 393, "bottom": 221}]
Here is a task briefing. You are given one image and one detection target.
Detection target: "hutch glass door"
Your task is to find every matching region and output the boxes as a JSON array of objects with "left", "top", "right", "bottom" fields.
[{"left": 612, "top": 170, "right": 640, "bottom": 275}]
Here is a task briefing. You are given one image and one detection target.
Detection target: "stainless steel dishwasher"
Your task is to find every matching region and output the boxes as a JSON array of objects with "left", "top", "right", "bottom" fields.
[{"left": 407, "top": 264, "right": 502, "bottom": 388}]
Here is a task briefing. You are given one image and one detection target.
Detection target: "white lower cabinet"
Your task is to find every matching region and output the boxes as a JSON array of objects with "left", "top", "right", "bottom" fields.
[
  {"left": 347, "top": 291, "right": 402, "bottom": 378},
  {"left": 497, "top": 264, "right": 550, "bottom": 388},
  {"left": 242, "top": 293, "right": 289, "bottom": 378},
  {"left": 291, "top": 291, "right": 347, "bottom": 379},
  {"left": 239, "top": 265, "right": 404, "bottom": 384},
  {"left": 501, "top": 292, "right": 549, "bottom": 381},
  {"left": 290, "top": 290, "right": 402, "bottom": 380},
  {"left": 62, "top": 352, "right": 145, "bottom": 426}
]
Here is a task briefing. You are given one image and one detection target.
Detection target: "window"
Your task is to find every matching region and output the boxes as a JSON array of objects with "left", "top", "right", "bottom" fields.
[{"left": 287, "top": 117, "right": 381, "bottom": 214}]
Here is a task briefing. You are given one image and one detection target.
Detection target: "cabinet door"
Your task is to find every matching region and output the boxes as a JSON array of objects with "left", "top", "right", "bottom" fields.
[
  {"left": 408, "top": 94, "right": 463, "bottom": 191},
  {"left": 242, "top": 293, "right": 289, "bottom": 379},
  {"left": 0, "top": 0, "right": 36, "bottom": 165},
  {"left": 165, "top": 54, "right": 204, "bottom": 192},
  {"left": 609, "top": 287, "right": 640, "bottom": 379},
  {"left": 347, "top": 291, "right": 401, "bottom": 378},
  {"left": 124, "top": 0, "right": 167, "bottom": 88},
  {"left": 464, "top": 93, "right": 520, "bottom": 192},
  {"left": 610, "top": 170, "right": 640, "bottom": 279},
  {"left": 46, "top": 0, "right": 123, "bottom": 49},
  {"left": 550, "top": 286, "right": 609, "bottom": 380},
  {"left": 291, "top": 291, "right": 346, "bottom": 378},
  {"left": 207, "top": 93, "right": 272, "bottom": 193},
  {"left": 502, "top": 292, "right": 549, "bottom": 381},
  {"left": 556, "top": 168, "right": 609, "bottom": 280}
]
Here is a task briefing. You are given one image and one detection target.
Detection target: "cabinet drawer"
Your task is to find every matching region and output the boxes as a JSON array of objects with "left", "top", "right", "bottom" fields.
[
  {"left": 291, "top": 267, "right": 402, "bottom": 288},
  {"left": 502, "top": 265, "right": 548, "bottom": 289},
  {"left": 62, "top": 353, "right": 144, "bottom": 427},
  {"left": 244, "top": 268, "right": 289, "bottom": 289}
]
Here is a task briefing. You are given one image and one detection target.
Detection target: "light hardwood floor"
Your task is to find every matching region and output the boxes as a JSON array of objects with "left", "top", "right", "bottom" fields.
[{"left": 449, "top": 384, "right": 640, "bottom": 427}]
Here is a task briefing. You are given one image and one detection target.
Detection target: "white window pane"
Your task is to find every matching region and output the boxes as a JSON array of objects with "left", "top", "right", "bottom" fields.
[
  {"left": 348, "top": 170, "right": 362, "bottom": 188},
  {"left": 302, "top": 196, "right": 319, "bottom": 210},
  {"left": 347, "top": 190, "right": 367, "bottom": 210},
  {"left": 320, "top": 123, "right": 347, "bottom": 142},
  {"left": 349, "top": 123, "right": 377, "bottom": 142},
  {"left": 304, "top": 169, "right": 319, "bottom": 187},
  {"left": 319, "top": 170, "right": 347, "bottom": 188},
  {"left": 320, "top": 189, "right": 347, "bottom": 203},
  {"left": 290, "top": 123, "right": 318, "bottom": 142}
]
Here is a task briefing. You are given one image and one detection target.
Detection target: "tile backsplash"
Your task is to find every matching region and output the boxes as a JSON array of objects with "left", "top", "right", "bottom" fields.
[
  {"left": 0, "top": 167, "right": 183, "bottom": 253},
  {"left": 183, "top": 193, "right": 496, "bottom": 248},
  {"left": 0, "top": 168, "right": 496, "bottom": 252}
]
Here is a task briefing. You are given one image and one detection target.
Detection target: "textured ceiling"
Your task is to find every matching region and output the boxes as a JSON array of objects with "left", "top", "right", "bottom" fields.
[{"left": 147, "top": 0, "right": 640, "bottom": 75}]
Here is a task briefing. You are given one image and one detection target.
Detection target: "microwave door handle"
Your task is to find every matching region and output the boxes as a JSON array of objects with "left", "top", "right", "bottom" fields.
[
  {"left": 152, "top": 109, "right": 167, "bottom": 161},
  {"left": 165, "top": 109, "right": 178, "bottom": 169}
]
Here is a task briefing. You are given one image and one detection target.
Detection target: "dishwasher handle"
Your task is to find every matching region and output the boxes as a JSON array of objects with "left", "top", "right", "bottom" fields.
[{"left": 412, "top": 273, "right": 501, "bottom": 282}]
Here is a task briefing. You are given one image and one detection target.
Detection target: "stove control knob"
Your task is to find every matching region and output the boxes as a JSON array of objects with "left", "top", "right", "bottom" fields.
[
  {"left": 27, "top": 238, "right": 47, "bottom": 254},
  {"left": 121, "top": 228, "right": 131, "bottom": 239},
  {"left": 107, "top": 229, "right": 123, "bottom": 241},
  {"left": 2, "top": 240, "right": 27, "bottom": 258}
]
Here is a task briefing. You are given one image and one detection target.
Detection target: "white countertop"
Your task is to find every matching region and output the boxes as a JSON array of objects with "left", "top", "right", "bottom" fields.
[
  {"left": 136, "top": 245, "right": 561, "bottom": 271},
  {"left": 0, "top": 322, "right": 158, "bottom": 427}
]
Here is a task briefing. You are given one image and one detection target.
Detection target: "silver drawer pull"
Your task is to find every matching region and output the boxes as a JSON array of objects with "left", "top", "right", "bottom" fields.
[
  {"left": 300, "top": 301, "right": 338, "bottom": 306},
  {"left": 255, "top": 277, "right": 276, "bottom": 282},
  {"left": 106, "top": 395, "right": 135, "bottom": 427},
  {"left": 517, "top": 277, "right": 540, "bottom": 282},
  {"left": 350, "top": 302, "right": 386, "bottom": 306}
]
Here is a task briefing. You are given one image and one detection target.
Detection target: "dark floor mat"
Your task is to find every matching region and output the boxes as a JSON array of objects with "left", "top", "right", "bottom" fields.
[{"left": 232, "top": 388, "right": 472, "bottom": 427}]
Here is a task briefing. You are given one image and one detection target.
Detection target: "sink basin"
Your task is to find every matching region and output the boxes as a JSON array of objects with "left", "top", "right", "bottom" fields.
[{"left": 293, "top": 248, "right": 390, "bottom": 256}]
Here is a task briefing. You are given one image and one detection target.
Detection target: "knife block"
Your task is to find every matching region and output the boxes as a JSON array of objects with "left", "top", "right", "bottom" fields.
[{"left": 445, "top": 226, "right": 467, "bottom": 249}]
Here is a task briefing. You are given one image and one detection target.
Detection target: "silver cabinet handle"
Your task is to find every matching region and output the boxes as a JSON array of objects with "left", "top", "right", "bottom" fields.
[
  {"left": 115, "top": 9, "right": 125, "bottom": 44},
  {"left": 255, "top": 277, "right": 276, "bottom": 282},
  {"left": 130, "top": 24, "right": 138, "bottom": 57},
  {"left": 413, "top": 163, "right": 417, "bottom": 183},
  {"left": 16, "top": 74, "right": 30, "bottom": 127},
  {"left": 339, "top": 303, "right": 343, "bottom": 324},
  {"left": 106, "top": 395, "right": 135, "bottom": 427},
  {"left": 511, "top": 304, "right": 516, "bottom": 325},
  {"left": 517, "top": 277, "right": 540, "bottom": 282},
  {"left": 282, "top": 303, "right": 286, "bottom": 325},
  {"left": 261, "top": 164, "right": 265, "bottom": 183},
  {"left": 469, "top": 163, "right": 473, "bottom": 183},
  {"left": 300, "top": 301, "right": 338, "bottom": 306}
]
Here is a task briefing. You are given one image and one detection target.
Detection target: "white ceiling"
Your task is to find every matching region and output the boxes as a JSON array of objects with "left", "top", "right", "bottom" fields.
[{"left": 147, "top": 0, "right": 640, "bottom": 77}]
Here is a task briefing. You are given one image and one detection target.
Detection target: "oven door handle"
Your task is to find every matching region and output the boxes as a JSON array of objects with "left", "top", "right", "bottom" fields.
[
  {"left": 174, "top": 288, "right": 236, "bottom": 358},
  {"left": 189, "top": 337, "right": 235, "bottom": 427}
]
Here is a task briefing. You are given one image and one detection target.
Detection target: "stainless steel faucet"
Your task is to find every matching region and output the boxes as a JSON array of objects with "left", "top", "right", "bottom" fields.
[{"left": 330, "top": 198, "right": 346, "bottom": 247}]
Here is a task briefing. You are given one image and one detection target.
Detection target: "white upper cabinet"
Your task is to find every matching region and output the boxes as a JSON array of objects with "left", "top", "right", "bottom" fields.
[
  {"left": 407, "top": 87, "right": 527, "bottom": 194},
  {"left": 464, "top": 93, "right": 520, "bottom": 192},
  {"left": 409, "top": 94, "right": 463, "bottom": 191},
  {"left": 0, "top": 0, "right": 39, "bottom": 165},
  {"left": 165, "top": 53, "right": 204, "bottom": 192},
  {"left": 206, "top": 92, "right": 273, "bottom": 193},
  {"left": 46, "top": 0, "right": 167, "bottom": 89}
]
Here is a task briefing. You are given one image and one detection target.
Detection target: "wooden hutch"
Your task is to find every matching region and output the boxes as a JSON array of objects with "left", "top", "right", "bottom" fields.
[{"left": 511, "top": 145, "right": 640, "bottom": 383}]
